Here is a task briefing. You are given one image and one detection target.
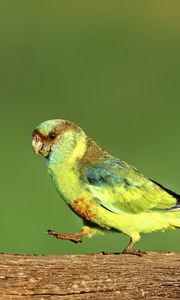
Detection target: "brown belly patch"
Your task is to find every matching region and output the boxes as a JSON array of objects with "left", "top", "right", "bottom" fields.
[{"left": 71, "top": 198, "right": 95, "bottom": 222}]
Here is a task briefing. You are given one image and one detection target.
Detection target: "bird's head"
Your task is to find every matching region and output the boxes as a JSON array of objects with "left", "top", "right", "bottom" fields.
[{"left": 32, "top": 119, "right": 85, "bottom": 161}]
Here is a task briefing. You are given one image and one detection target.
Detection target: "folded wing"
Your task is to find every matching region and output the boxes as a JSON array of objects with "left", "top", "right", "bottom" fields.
[{"left": 83, "top": 158, "right": 176, "bottom": 214}]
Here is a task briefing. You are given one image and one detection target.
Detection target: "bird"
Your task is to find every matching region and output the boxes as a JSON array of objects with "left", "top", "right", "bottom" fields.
[{"left": 32, "top": 119, "right": 180, "bottom": 255}]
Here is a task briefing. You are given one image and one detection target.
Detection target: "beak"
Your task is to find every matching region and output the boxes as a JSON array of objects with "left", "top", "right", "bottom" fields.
[
  {"left": 32, "top": 137, "right": 43, "bottom": 155},
  {"left": 32, "top": 135, "right": 51, "bottom": 158}
]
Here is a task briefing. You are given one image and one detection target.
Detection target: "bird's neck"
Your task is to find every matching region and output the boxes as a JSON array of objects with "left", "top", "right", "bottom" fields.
[
  {"left": 46, "top": 132, "right": 87, "bottom": 203},
  {"left": 46, "top": 133, "right": 106, "bottom": 204},
  {"left": 47, "top": 131, "right": 87, "bottom": 165}
]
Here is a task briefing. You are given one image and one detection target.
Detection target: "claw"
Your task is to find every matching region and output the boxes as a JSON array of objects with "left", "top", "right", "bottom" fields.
[
  {"left": 69, "top": 237, "right": 82, "bottom": 244},
  {"left": 122, "top": 249, "right": 144, "bottom": 256},
  {"left": 47, "top": 229, "right": 58, "bottom": 237},
  {"left": 47, "top": 229, "right": 82, "bottom": 243}
]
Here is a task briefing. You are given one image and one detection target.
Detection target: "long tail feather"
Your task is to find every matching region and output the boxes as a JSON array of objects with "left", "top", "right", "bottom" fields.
[{"left": 150, "top": 179, "right": 180, "bottom": 205}]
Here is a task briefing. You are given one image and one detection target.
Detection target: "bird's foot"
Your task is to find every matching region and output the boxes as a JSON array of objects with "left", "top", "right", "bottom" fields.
[
  {"left": 101, "top": 251, "right": 121, "bottom": 255},
  {"left": 122, "top": 249, "right": 145, "bottom": 256},
  {"left": 47, "top": 230, "right": 82, "bottom": 243}
]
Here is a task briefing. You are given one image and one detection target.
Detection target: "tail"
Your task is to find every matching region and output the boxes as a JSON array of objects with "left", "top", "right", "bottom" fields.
[
  {"left": 150, "top": 179, "right": 180, "bottom": 228},
  {"left": 150, "top": 179, "right": 180, "bottom": 209}
]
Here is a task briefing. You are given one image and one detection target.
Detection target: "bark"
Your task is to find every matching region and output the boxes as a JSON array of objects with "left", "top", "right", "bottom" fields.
[{"left": 0, "top": 252, "right": 179, "bottom": 299}]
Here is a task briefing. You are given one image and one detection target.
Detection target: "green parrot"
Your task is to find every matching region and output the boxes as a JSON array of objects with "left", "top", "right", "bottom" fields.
[{"left": 32, "top": 119, "right": 180, "bottom": 254}]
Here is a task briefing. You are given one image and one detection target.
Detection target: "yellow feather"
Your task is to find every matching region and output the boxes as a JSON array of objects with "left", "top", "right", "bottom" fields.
[{"left": 67, "top": 137, "right": 87, "bottom": 164}]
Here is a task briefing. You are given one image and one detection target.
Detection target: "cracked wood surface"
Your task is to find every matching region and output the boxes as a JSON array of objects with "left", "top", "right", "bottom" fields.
[{"left": 0, "top": 252, "right": 179, "bottom": 299}]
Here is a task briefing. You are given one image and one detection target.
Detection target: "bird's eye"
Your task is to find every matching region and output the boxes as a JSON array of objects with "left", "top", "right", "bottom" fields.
[
  {"left": 48, "top": 132, "right": 57, "bottom": 140},
  {"left": 34, "top": 136, "right": 39, "bottom": 142}
]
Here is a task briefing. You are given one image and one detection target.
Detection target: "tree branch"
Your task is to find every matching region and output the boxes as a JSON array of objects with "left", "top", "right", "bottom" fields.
[{"left": 0, "top": 252, "right": 179, "bottom": 299}]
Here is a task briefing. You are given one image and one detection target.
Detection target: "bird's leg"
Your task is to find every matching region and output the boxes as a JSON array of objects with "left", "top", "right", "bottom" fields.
[
  {"left": 47, "top": 226, "right": 98, "bottom": 243},
  {"left": 122, "top": 238, "right": 137, "bottom": 254},
  {"left": 122, "top": 234, "right": 143, "bottom": 256}
]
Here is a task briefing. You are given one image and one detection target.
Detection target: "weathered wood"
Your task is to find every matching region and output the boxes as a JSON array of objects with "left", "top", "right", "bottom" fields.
[{"left": 0, "top": 252, "right": 179, "bottom": 299}]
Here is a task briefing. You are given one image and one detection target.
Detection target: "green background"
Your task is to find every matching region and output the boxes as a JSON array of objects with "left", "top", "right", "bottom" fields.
[{"left": 1, "top": 1, "right": 180, "bottom": 254}]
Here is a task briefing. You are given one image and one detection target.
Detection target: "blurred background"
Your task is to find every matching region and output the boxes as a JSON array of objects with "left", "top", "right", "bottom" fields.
[{"left": 0, "top": 1, "right": 180, "bottom": 254}]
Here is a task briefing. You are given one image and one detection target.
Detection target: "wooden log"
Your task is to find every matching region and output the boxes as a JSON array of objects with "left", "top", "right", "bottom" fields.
[{"left": 0, "top": 252, "right": 179, "bottom": 299}]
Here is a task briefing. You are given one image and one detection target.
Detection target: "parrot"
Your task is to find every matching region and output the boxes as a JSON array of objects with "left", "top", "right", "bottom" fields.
[{"left": 32, "top": 119, "right": 180, "bottom": 254}]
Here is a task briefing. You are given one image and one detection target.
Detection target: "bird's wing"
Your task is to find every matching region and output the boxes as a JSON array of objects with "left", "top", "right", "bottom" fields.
[{"left": 83, "top": 158, "right": 176, "bottom": 214}]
